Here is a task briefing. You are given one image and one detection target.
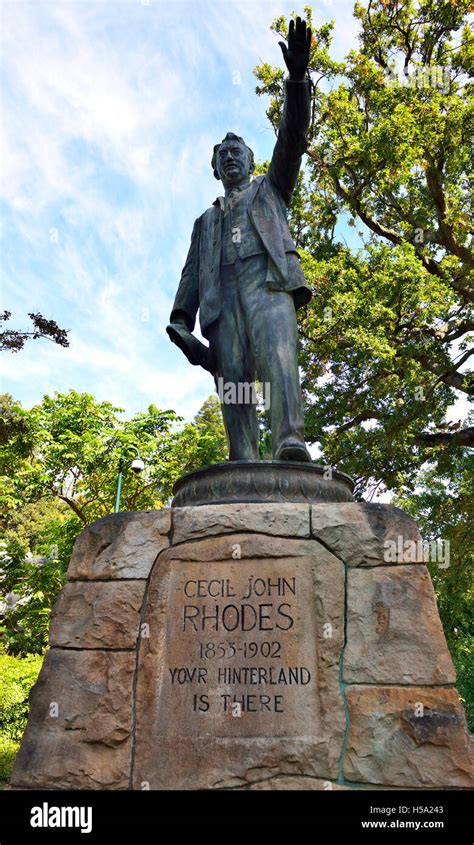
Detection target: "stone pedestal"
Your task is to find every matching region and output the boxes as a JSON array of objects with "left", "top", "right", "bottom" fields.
[{"left": 10, "top": 502, "right": 473, "bottom": 790}]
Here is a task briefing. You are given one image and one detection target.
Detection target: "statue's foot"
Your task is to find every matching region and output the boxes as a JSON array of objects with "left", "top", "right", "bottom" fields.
[{"left": 274, "top": 441, "right": 312, "bottom": 462}]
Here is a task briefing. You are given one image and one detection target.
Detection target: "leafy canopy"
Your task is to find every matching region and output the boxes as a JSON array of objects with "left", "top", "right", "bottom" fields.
[{"left": 254, "top": 1, "right": 473, "bottom": 496}]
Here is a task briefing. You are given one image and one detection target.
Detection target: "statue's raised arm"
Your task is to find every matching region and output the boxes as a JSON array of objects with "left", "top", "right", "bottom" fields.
[{"left": 268, "top": 16, "right": 312, "bottom": 206}]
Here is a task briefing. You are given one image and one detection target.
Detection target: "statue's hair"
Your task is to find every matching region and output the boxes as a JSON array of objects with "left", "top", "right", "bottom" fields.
[{"left": 211, "top": 132, "right": 255, "bottom": 180}]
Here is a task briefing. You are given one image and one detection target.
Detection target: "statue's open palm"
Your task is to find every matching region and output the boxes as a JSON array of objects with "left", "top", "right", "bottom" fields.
[{"left": 279, "top": 17, "right": 312, "bottom": 81}]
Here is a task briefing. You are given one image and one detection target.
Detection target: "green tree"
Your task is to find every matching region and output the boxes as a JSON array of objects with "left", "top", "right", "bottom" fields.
[
  {"left": 182, "top": 395, "right": 228, "bottom": 471},
  {"left": 0, "top": 394, "right": 41, "bottom": 529},
  {"left": 1, "top": 390, "right": 191, "bottom": 526},
  {"left": 0, "top": 508, "right": 82, "bottom": 656},
  {"left": 254, "top": 1, "right": 473, "bottom": 495}
]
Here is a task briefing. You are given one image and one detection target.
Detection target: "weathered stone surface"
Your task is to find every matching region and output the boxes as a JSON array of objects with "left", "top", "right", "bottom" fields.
[
  {"left": 10, "top": 649, "right": 135, "bottom": 789},
  {"left": 245, "top": 776, "right": 405, "bottom": 790},
  {"left": 343, "top": 686, "right": 474, "bottom": 788},
  {"left": 68, "top": 509, "right": 171, "bottom": 580},
  {"left": 49, "top": 581, "right": 146, "bottom": 649},
  {"left": 133, "top": 545, "right": 345, "bottom": 789},
  {"left": 172, "top": 503, "right": 310, "bottom": 545},
  {"left": 164, "top": 532, "right": 330, "bottom": 562},
  {"left": 311, "top": 502, "right": 424, "bottom": 566},
  {"left": 344, "top": 566, "right": 456, "bottom": 685},
  {"left": 243, "top": 776, "right": 349, "bottom": 790}
]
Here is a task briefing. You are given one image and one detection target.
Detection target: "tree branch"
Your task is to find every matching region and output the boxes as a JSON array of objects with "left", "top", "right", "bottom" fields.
[
  {"left": 425, "top": 155, "right": 474, "bottom": 269},
  {"left": 414, "top": 427, "right": 474, "bottom": 448},
  {"left": 334, "top": 411, "right": 380, "bottom": 433},
  {"left": 414, "top": 351, "right": 473, "bottom": 394},
  {"left": 58, "top": 495, "right": 88, "bottom": 525}
]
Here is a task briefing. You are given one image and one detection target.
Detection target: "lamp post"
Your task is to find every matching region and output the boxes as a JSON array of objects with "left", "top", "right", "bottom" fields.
[{"left": 114, "top": 447, "right": 144, "bottom": 513}]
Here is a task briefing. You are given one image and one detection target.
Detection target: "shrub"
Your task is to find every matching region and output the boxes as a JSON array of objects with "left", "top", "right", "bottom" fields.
[
  {"left": 0, "top": 735, "right": 19, "bottom": 785},
  {"left": 0, "top": 651, "right": 44, "bottom": 741}
]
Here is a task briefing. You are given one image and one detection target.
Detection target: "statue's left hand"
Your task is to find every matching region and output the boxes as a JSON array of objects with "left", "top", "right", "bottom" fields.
[
  {"left": 166, "top": 322, "right": 213, "bottom": 373},
  {"left": 279, "top": 16, "right": 312, "bottom": 81}
]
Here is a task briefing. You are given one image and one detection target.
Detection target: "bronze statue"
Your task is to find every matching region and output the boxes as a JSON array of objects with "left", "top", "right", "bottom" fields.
[{"left": 167, "top": 17, "right": 313, "bottom": 463}]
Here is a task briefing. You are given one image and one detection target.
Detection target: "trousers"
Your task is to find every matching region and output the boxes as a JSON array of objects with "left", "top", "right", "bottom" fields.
[{"left": 207, "top": 253, "right": 307, "bottom": 461}]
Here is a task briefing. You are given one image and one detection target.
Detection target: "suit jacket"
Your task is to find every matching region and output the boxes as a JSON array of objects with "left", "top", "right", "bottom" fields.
[{"left": 170, "top": 78, "right": 313, "bottom": 339}]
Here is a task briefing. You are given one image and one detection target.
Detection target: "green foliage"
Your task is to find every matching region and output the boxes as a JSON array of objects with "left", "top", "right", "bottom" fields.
[
  {"left": 1, "top": 389, "right": 228, "bottom": 526},
  {"left": 0, "top": 651, "right": 43, "bottom": 741},
  {"left": 449, "top": 635, "right": 474, "bottom": 732},
  {"left": 0, "top": 394, "right": 41, "bottom": 527},
  {"left": 0, "top": 514, "right": 79, "bottom": 656},
  {"left": 0, "top": 735, "right": 18, "bottom": 786},
  {"left": 156, "top": 395, "right": 227, "bottom": 492},
  {"left": 0, "top": 650, "right": 43, "bottom": 784},
  {"left": 300, "top": 240, "right": 464, "bottom": 494}
]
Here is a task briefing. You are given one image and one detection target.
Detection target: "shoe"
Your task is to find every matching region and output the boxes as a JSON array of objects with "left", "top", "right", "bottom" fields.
[{"left": 274, "top": 442, "right": 312, "bottom": 462}]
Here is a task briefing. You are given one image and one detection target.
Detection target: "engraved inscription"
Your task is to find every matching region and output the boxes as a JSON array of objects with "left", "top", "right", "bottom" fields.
[{"left": 157, "top": 559, "right": 321, "bottom": 738}]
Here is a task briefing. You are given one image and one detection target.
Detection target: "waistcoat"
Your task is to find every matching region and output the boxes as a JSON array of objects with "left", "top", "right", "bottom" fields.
[{"left": 221, "top": 187, "right": 266, "bottom": 265}]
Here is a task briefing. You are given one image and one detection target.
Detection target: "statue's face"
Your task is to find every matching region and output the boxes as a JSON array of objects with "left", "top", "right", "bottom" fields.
[{"left": 216, "top": 140, "right": 250, "bottom": 187}]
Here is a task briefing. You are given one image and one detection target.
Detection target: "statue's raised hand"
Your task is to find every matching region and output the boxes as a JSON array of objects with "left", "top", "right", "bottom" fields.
[{"left": 279, "top": 16, "right": 312, "bottom": 81}]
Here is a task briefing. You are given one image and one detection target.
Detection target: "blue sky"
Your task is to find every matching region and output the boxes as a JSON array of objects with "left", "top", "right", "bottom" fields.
[
  {"left": 2, "top": 0, "right": 470, "bottom": 435},
  {"left": 0, "top": 0, "right": 365, "bottom": 422}
]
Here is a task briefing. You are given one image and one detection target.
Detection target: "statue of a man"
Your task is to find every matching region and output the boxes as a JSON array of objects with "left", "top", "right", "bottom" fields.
[{"left": 167, "top": 17, "right": 313, "bottom": 463}]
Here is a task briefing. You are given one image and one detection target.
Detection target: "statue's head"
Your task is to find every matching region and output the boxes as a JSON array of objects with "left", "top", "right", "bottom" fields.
[{"left": 212, "top": 132, "right": 255, "bottom": 187}]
